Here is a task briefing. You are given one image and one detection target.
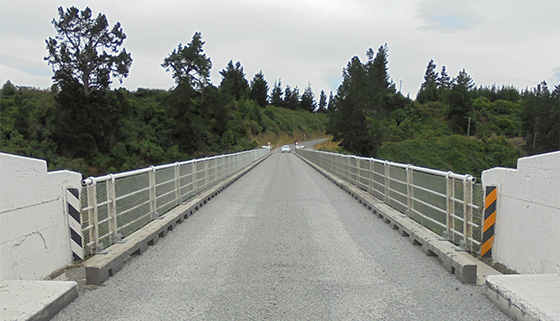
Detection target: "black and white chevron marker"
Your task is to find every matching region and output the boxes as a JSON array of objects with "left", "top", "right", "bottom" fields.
[{"left": 66, "top": 188, "right": 84, "bottom": 261}]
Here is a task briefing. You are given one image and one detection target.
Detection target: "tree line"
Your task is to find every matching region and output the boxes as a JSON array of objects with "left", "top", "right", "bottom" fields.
[
  {"left": 1, "top": 6, "right": 558, "bottom": 178},
  {"left": 1, "top": 6, "right": 328, "bottom": 175},
  {"left": 327, "top": 49, "right": 559, "bottom": 170}
]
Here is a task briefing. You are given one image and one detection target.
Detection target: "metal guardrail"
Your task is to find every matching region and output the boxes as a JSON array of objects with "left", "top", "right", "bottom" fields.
[
  {"left": 296, "top": 148, "right": 484, "bottom": 255},
  {"left": 80, "top": 148, "right": 270, "bottom": 256}
]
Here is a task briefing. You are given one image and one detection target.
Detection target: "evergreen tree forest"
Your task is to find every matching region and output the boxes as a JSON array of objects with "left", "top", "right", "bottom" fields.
[
  {"left": 327, "top": 48, "right": 559, "bottom": 178},
  {"left": 1, "top": 6, "right": 558, "bottom": 179},
  {"left": 0, "top": 7, "right": 326, "bottom": 176}
]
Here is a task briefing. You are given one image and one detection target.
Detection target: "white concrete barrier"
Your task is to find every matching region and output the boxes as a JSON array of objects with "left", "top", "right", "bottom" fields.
[
  {"left": 0, "top": 153, "right": 82, "bottom": 280},
  {"left": 482, "top": 151, "right": 560, "bottom": 274}
]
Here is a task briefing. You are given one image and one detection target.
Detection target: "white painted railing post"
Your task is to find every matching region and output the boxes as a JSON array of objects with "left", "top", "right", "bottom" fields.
[
  {"left": 204, "top": 158, "right": 209, "bottom": 190},
  {"left": 329, "top": 153, "right": 334, "bottom": 175},
  {"left": 384, "top": 161, "right": 390, "bottom": 203},
  {"left": 336, "top": 153, "right": 340, "bottom": 176},
  {"left": 208, "top": 157, "right": 212, "bottom": 186},
  {"left": 222, "top": 156, "right": 226, "bottom": 178},
  {"left": 174, "top": 162, "right": 180, "bottom": 204},
  {"left": 463, "top": 176, "right": 474, "bottom": 250},
  {"left": 193, "top": 161, "right": 198, "bottom": 194},
  {"left": 86, "top": 181, "right": 100, "bottom": 253},
  {"left": 107, "top": 174, "right": 119, "bottom": 243},
  {"left": 406, "top": 165, "right": 413, "bottom": 216},
  {"left": 149, "top": 166, "right": 157, "bottom": 219},
  {"left": 369, "top": 159, "right": 374, "bottom": 194},
  {"left": 446, "top": 172, "right": 455, "bottom": 241},
  {"left": 346, "top": 155, "right": 351, "bottom": 183},
  {"left": 226, "top": 154, "right": 230, "bottom": 175},
  {"left": 211, "top": 158, "right": 217, "bottom": 186},
  {"left": 330, "top": 153, "right": 335, "bottom": 175},
  {"left": 354, "top": 157, "right": 359, "bottom": 186},
  {"left": 336, "top": 154, "right": 340, "bottom": 177}
]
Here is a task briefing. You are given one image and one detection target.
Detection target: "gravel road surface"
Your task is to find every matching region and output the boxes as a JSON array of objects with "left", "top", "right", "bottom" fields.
[{"left": 54, "top": 150, "right": 510, "bottom": 320}]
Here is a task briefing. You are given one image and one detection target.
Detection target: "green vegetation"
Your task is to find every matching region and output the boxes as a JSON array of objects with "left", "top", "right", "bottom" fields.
[
  {"left": 1, "top": 7, "right": 328, "bottom": 177},
  {"left": 326, "top": 51, "right": 559, "bottom": 178},
  {"left": 377, "top": 136, "right": 521, "bottom": 180},
  {"left": 1, "top": 6, "right": 558, "bottom": 181},
  {"left": 0, "top": 82, "right": 327, "bottom": 176}
]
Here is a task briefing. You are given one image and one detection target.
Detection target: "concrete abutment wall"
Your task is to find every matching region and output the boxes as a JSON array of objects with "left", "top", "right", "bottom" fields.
[
  {"left": 482, "top": 151, "right": 560, "bottom": 274},
  {"left": 0, "top": 152, "right": 82, "bottom": 280}
]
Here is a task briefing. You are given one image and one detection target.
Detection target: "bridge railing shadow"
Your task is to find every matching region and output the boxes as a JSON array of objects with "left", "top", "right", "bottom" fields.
[
  {"left": 79, "top": 148, "right": 270, "bottom": 257},
  {"left": 296, "top": 148, "right": 484, "bottom": 256}
]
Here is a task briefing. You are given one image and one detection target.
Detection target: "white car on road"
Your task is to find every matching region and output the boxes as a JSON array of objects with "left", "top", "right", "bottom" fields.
[{"left": 281, "top": 145, "right": 291, "bottom": 153}]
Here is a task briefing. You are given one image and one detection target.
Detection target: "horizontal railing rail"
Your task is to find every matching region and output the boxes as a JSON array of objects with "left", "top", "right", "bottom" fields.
[
  {"left": 80, "top": 148, "right": 270, "bottom": 257},
  {"left": 295, "top": 148, "right": 484, "bottom": 255}
]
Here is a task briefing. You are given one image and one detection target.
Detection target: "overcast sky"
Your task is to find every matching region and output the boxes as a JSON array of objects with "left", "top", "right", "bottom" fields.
[{"left": 1, "top": 0, "right": 559, "bottom": 99}]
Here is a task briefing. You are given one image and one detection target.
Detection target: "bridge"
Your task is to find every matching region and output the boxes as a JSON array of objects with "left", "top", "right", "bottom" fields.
[{"left": 1, "top": 141, "right": 559, "bottom": 320}]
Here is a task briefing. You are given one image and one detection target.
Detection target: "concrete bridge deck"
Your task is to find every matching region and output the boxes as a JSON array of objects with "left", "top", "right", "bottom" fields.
[
  {"left": 3, "top": 145, "right": 558, "bottom": 320},
  {"left": 51, "top": 149, "right": 510, "bottom": 320}
]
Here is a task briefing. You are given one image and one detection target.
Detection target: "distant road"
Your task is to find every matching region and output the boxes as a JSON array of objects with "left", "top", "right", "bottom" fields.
[
  {"left": 276, "top": 137, "right": 328, "bottom": 152},
  {"left": 298, "top": 137, "right": 328, "bottom": 149},
  {"left": 54, "top": 152, "right": 510, "bottom": 320}
]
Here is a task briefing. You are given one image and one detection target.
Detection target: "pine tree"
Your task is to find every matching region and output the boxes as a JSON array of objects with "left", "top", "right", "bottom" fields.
[
  {"left": 300, "top": 83, "right": 316, "bottom": 112},
  {"left": 367, "top": 45, "right": 390, "bottom": 91},
  {"left": 328, "top": 56, "right": 377, "bottom": 155},
  {"left": 436, "top": 65, "right": 452, "bottom": 101},
  {"left": 270, "top": 80, "right": 283, "bottom": 107},
  {"left": 318, "top": 90, "right": 327, "bottom": 113},
  {"left": 327, "top": 91, "right": 335, "bottom": 111},
  {"left": 45, "top": 6, "right": 132, "bottom": 97},
  {"left": 162, "top": 32, "right": 212, "bottom": 90},
  {"left": 417, "top": 59, "right": 439, "bottom": 103},
  {"left": 454, "top": 69, "right": 475, "bottom": 90},
  {"left": 447, "top": 69, "right": 475, "bottom": 134},
  {"left": 45, "top": 6, "right": 132, "bottom": 158},
  {"left": 522, "top": 81, "right": 560, "bottom": 154},
  {"left": 437, "top": 66, "right": 451, "bottom": 90},
  {"left": 364, "top": 45, "right": 396, "bottom": 115},
  {"left": 219, "top": 60, "right": 249, "bottom": 100},
  {"left": 249, "top": 71, "right": 268, "bottom": 107},
  {"left": 283, "top": 85, "right": 300, "bottom": 110}
]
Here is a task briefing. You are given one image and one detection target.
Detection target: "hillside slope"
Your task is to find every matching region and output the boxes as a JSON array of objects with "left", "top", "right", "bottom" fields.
[{"left": 0, "top": 83, "right": 327, "bottom": 176}]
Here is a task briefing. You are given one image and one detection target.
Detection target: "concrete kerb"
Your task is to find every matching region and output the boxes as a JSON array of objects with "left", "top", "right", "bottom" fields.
[
  {"left": 83, "top": 153, "right": 271, "bottom": 286},
  {"left": 484, "top": 274, "right": 560, "bottom": 321},
  {"left": 294, "top": 153, "right": 499, "bottom": 285},
  {"left": 0, "top": 280, "right": 78, "bottom": 321}
]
